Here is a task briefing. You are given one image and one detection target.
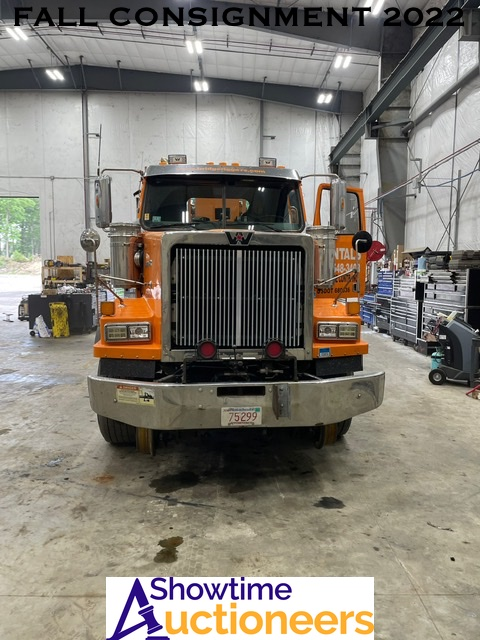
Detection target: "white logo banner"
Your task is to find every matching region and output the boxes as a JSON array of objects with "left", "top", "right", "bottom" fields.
[{"left": 106, "top": 576, "right": 374, "bottom": 639}]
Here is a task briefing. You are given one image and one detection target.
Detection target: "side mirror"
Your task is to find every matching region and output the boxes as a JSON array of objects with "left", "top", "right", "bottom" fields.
[
  {"left": 94, "top": 176, "right": 112, "bottom": 228},
  {"left": 80, "top": 228, "right": 101, "bottom": 252},
  {"left": 352, "top": 230, "right": 373, "bottom": 254},
  {"left": 330, "top": 179, "right": 347, "bottom": 230}
]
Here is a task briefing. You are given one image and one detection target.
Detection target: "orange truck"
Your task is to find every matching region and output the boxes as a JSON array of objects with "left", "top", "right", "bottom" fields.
[{"left": 87, "top": 156, "right": 384, "bottom": 453}]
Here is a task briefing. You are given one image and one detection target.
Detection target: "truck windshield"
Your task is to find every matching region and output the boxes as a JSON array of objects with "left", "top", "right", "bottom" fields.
[{"left": 141, "top": 175, "right": 304, "bottom": 232}]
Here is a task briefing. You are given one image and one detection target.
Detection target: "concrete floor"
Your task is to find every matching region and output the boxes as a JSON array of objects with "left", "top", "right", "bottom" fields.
[{"left": 1, "top": 275, "right": 479, "bottom": 639}]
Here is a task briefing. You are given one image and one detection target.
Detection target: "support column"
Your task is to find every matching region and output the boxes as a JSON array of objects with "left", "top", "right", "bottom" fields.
[
  {"left": 375, "top": 28, "right": 412, "bottom": 255},
  {"left": 81, "top": 91, "right": 91, "bottom": 230}
]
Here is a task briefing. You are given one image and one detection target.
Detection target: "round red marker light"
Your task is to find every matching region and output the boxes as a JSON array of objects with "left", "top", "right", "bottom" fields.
[
  {"left": 197, "top": 340, "right": 217, "bottom": 359},
  {"left": 265, "top": 340, "right": 284, "bottom": 359}
]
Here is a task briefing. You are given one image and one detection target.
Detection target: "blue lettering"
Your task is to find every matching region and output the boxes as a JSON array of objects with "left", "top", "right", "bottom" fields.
[
  {"left": 186, "top": 583, "right": 203, "bottom": 600},
  {"left": 275, "top": 583, "right": 292, "bottom": 600},
  {"left": 150, "top": 577, "right": 168, "bottom": 600},
  {"left": 203, "top": 582, "right": 229, "bottom": 600},
  {"left": 170, "top": 577, "right": 186, "bottom": 599},
  {"left": 146, "top": 577, "right": 293, "bottom": 602}
]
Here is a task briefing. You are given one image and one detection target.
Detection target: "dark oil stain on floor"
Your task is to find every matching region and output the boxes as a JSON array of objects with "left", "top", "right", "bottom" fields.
[
  {"left": 314, "top": 497, "right": 345, "bottom": 509},
  {"left": 148, "top": 431, "right": 316, "bottom": 496},
  {"left": 154, "top": 536, "right": 184, "bottom": 563},
  {"left": 71, "top": 505, "right": 88, "bottom": 519},
  {"left": 93, "top": 474, "right": 115, "bottom": 484},
  {"left": 150, "top": 471, "right": 199, "bottom": 493}
]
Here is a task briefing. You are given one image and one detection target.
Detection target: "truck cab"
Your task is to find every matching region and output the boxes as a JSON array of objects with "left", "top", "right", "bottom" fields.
[{"left": 87, "top": 158, "right": 384, "bottom": 453}]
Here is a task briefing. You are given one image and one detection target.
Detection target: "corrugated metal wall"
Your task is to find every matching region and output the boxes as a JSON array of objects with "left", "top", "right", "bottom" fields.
[
  {"left": 0, "top": 92, "right": 339, "bottom": 262},
  {"left": 360, "top": 36, "right": 480, "bottom": 253}
]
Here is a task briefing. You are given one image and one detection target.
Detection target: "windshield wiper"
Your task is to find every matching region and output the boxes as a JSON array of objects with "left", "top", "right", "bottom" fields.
[
  {"left": 152, "top": 221, "right": 218, "bottom": 230},
  {"left": 245, "top": 223, "right": 283, "bottom": 232}
]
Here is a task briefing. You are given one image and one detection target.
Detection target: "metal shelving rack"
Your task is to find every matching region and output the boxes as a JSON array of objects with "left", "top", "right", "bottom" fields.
[
  {"left": 360, "top": 292, "right": 378, "bottom": 327},
  {"left": 418, "top": 268, "right": 480, "bottom": 353},
  {"left": 376, "top": 270, "right": 393, "bottom": 333},
  {"left": 360, "top": 270, "right": 393, "bottom": 330},
  {"left": 390, "top": 274, "right": 424, "bottom": 345}
]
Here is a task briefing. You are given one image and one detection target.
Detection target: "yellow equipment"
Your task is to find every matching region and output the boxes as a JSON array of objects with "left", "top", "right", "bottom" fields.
[{"left": 49, "top": 302, "right": 70, "bottom": 338}]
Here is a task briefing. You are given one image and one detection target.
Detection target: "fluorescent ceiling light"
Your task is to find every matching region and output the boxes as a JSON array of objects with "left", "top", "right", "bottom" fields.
[
  {"left": 317, "top": 93, "right": 333, "bottom": 105},
  {"left": 343, "top": 55, "right": 352, "bottom": 69},
  {"left": 46, "top": 69, "right": 64, "bottom": 81},
  {"left": 194, "top": 80, "right": 202, "bottom": 92},
  {"left": 15, "top": 26, "right": 28, "bottom": 40},
  {"left": 6, "top": 27, "right": 20, "bottom": 41},
  {"left": 194, "top": 40, "right": 203, "bottom": 54},
  {"left": 202, "top": 80, "right": 208, "bottom": 91},
  {"left": 372, "top": 0, "right": 385, "bottom": 16},
  {"left": 185, "top": 40, "right": 194, "bottom": 54},
  {"left": 334, "top": 55, "right": 343, "bottom": 69}
]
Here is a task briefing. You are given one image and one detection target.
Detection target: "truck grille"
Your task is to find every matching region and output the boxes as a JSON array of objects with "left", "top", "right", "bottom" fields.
[{"left": 172, "top": 246, "right": 304, "bottom": 348}]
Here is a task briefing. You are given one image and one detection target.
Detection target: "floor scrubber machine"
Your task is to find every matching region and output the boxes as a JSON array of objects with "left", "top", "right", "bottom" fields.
[{"left": 429, "top": 313, "right": 480, "bottom": 386}]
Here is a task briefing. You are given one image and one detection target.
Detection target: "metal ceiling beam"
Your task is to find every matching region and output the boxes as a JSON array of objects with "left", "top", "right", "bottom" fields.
[
  {"left": 0, "top": 64, "right": 363, "bottom": 114},
  {"left": 329, "top": 0, "right": 479, "bottom": 168},
  {"left": 207, "top": 2, "right": 384, "bottom": 52},
  {"left": 1, "top": 0, "right": 385, "bottom": 52}
]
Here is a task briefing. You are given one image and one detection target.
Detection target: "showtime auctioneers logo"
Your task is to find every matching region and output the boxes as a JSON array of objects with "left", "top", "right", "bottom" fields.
[{"left": 106, "top": 577, "right": 374, "bottom": 639}]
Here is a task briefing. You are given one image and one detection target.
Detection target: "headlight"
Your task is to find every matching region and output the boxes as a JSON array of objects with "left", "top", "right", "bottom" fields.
[
  {"left": 317, "top": 323, "right": 338, "bottom": 339},
  {"left": 104, "top": 323, "right": 151, "bottom": 342},
  {"left": 128, "top": 324, "right": 150, "bottom": 340},
  {"left": 317, "top": 322, "right": 358, "bottom": 340},
  {"left": 338, "top": 323, "right": 359, "bottom": 339}
]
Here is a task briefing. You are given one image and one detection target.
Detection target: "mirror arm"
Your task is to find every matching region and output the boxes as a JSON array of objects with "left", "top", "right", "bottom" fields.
[
  {"left": 315, "top": 267, "right": 357, "bottom": 288},
  {"left": 97, "top": 275, "right": 125, "bottom": 306},
  {"left": 100, "top": 167, "right": 144, "bottom": 177}
]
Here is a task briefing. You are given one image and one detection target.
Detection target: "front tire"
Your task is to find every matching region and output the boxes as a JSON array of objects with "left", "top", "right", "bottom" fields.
[
  {"left": 97, "top": 415, "right": 136, "bottom": 445},
  {"left": 336, "top": 418, "right": 352, "bottom": 439},
  {"left": 314, "top": 423, "right": 338, "bottom": 449}
]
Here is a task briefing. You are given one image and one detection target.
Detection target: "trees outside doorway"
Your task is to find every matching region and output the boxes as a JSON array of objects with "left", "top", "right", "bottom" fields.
[{"left": 0, "top": 198, "right": 40, "bottom": 261}]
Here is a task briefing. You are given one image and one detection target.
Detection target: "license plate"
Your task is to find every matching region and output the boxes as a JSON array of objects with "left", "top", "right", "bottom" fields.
[{"left": 221, "top": 407, "right": 262, "bottom": 427}]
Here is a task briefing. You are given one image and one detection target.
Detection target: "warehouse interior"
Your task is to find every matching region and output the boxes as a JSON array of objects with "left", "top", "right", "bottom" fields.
[{"left": 1, "top": 1, "right": 480, "bottom": 638}]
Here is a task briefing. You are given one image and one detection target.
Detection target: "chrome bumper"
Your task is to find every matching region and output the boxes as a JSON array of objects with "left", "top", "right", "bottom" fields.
[{"left": 87, "top": 371, "right": 385, "bottom": 431}]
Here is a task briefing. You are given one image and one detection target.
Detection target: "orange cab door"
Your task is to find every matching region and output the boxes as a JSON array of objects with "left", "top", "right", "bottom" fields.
[{"left": 314, "top": 183, "right": 368, "bottom": 298}]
